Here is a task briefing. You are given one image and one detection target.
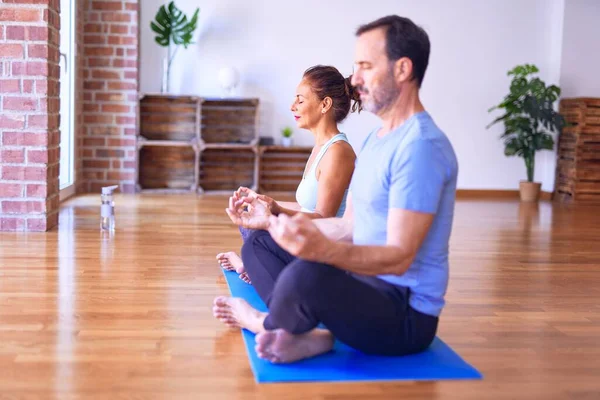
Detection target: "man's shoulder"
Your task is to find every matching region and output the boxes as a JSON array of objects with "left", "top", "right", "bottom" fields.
[
  {"left": 411, "top": 114, "right": 455, "bottom": 154},
  {"left": 395, "top": 114, "right": 458, "bottom": 174},
  {"left": 407, "top": 112, "right": 447, "bottom": 141}
]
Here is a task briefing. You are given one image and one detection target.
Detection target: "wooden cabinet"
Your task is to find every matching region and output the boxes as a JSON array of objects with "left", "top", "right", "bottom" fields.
[
  {"left": 199, "top": 147, "right": 257, "bottom": 192},
  {"left": 136, "top": 94, "right": 310, "bottom": 194},
  {"left": 201, "top": 98, "right": 259, "bottom": 144},
  {"left": 258, "top": 146, "right": 312, "bottom": 193},
  {"left": 554, "top": 97, "right": 600, "bottom": 202},
  {"left": 139, "top": 144, "right": 197, "bottom": 191},
  {"left": 136, "top": 94, "right": 260, "bottom": 193}
]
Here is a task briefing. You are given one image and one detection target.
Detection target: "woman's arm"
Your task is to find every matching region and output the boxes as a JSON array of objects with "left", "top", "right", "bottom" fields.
[
  {"left": 237, "top": 143, "right": 354, "bottom": 219},
  {"left": 277, "top": 201, "right": 301, "bottom": 211},
  {"left": 313, "top": 193, "right": 354, "bottom": 242}
]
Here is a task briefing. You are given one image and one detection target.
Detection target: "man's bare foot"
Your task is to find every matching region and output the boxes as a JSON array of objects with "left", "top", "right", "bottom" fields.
[
  {"left": 212, "top": 296, "right": 266, "bottom": 333},
  {"left": 216, "top": 251, "right": 245, "bottom": 273},
  {"left": 255, "top": 329, "right": 334, "bottom": 363}
]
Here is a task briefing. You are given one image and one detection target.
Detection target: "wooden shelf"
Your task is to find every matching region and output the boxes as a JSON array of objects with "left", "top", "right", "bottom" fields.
[
  {"left": 139, "top": 95, "right": 200, "bottom": 142},
  {"left": 555, "top": 97, "right": 600, "bottom": 202},
  {"left": 137, "top": 138, "right": 198, "bottom": 148},
  {"left": 258, "top": 146, "right": 312, "bottom": 192},
  {"left": 138, "top": 145, "right": 197, "bottom": 191},
  {"left": 136, "top": 94, "right": 312, "bottom": 194},
  {"left": 259, "top": 145, "right": 313, "bottom": 152},
  {"left": 199, "top": 148, "right": 257, "bottom": 193},
  {"left": 200, "top": 98, "right": 259, "bottom": 144},
  {"left": 202, "top": 142, "right": 258, "bottom": 150},
  {"left": 136, "top": 95, "right": 259, "bottom": 193}
]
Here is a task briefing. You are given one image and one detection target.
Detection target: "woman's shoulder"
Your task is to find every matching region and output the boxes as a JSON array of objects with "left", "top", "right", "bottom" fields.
[{"left": 321, "top": 138, "right": 356, "bottom": 167}]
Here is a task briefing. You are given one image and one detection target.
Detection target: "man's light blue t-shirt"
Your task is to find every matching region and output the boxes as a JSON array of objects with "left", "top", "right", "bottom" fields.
[{"left": 350, "top": 111, "right": 458, "bottom": 317}]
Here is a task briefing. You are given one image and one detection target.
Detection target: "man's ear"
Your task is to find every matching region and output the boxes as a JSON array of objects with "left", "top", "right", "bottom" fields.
[{"left": 394, "top": 57, "right": 413, "bottom": 84}]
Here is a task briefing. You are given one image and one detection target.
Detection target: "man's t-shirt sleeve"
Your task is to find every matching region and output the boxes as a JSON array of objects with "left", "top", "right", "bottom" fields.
[{"left": 389, "top": 138, "right": 447, "bottom": 214}]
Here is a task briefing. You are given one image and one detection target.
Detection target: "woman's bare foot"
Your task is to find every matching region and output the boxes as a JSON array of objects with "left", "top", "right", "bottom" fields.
[
  {"left": 239, "top": 272, "right": 251, "bottom": 284},
  {"left": 255, "top": 329, "right": 334, "bottom": 363},
  {"left": 216, "top": 251, "right": 245, "bottom": 273},
  {"left": 212, "top": 296, "right": 266, "bottom": 333}
]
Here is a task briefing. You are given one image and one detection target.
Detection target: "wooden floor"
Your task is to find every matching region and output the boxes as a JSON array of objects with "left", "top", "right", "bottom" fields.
[{"left": 0, "top": 194, "right": 599, "bottom": 399}]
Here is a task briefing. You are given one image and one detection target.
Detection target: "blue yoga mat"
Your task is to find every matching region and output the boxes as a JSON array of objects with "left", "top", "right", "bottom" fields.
[{"left": 221, "top": 269, "right": 482, "bottom": 383}]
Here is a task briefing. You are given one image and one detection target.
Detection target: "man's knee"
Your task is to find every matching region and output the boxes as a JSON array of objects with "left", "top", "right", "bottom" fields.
[{"left": 275, "top": 261, "right": 343, "bottom": 301}]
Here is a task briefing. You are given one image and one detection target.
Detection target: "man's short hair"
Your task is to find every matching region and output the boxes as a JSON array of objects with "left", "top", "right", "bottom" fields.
[{"left": 356, "top": 15, "right": 430, "bottom": 88}]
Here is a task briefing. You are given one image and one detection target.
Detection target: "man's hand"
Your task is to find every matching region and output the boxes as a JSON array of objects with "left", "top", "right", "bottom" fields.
[
  {"left": 236, "top": 186, "right": 281, "bottom": 215},
  {"left": 267, "top": 213, "right": 333, "bottom": 261},
  {"left": 225, "top": 194, "right": 272, "bottom": 230}
]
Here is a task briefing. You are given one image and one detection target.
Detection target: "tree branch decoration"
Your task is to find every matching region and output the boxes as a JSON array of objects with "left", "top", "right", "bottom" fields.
[{"left": 151, "top": 1, "right": 199, "bottom": 92}]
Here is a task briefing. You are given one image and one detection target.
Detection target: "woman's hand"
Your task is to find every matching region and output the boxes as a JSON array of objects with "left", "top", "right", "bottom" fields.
[
  {"left": 225, "top": 193, "right": 273, "bottom": 230},
  {"left": 236, "top": 186, "right": 281, "bottom": 215}
]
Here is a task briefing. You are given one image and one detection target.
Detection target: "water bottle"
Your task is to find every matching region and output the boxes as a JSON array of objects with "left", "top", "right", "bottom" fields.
[{"left": 100, "top": 185, "right": 118, "bottom": 231}]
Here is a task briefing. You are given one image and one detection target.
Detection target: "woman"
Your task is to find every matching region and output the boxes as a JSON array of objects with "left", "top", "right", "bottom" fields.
[{"left": 217, "top": 65, "right": 361, "bottom": 283}]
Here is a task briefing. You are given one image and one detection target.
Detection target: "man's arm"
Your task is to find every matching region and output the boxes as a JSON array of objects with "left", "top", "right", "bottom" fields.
[
  {"left": 322, "top": 208, "right": 434, "bottom": 275},
  {"left": 321, "top": 138, "right": 445, "bottom": 274},
  {"left": 266, "top": 207, "right": 431, "bottom": 274},
  {"left": 267, "top": 137, "right": 446, "bottom": 275}
]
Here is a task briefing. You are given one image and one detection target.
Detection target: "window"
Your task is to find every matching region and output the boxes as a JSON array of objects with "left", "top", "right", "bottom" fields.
[{"left": 59, "top": 0, "right": 75, "bottom": 190}]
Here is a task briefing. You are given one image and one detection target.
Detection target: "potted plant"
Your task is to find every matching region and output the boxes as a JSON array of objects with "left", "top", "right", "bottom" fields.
[
  {"left": 487, "top": 64, "right": 565, "bottom": 202},
  {"left": 281, "top": 126, "right": 293, "bottom": 147},
  {"left": 151, "top": 2, "right": 199, "bottom": 93}
]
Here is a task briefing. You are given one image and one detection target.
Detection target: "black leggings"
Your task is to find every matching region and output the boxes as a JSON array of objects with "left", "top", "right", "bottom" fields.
[{"left": 240, "top": 229, "right": 439, "bottom": 356}]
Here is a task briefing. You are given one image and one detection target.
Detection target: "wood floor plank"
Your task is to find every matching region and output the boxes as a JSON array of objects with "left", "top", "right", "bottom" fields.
[{"left": 0, "top": 194, "right": 599, "bottom": 399}]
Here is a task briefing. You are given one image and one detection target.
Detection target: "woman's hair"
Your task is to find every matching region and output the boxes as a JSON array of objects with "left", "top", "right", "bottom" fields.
[{"left": 302, "top": 65, "right": 362, "bottom": 123}]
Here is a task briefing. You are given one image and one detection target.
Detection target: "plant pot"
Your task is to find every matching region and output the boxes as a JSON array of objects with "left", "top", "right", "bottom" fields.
[
  {"left": 519, "top": 181, "right": 541, "bottom": 202},
  {"left": 281, "top": 137, "right": 293, "bottom": 147}
]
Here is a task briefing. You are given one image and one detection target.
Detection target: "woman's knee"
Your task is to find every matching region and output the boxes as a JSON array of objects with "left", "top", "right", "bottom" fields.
[
  {"left": 240, "top": 230, "right": 271, "bottom": 268},
  {"left": 238, "top": 226, "right": 254, "bottom": 242}
]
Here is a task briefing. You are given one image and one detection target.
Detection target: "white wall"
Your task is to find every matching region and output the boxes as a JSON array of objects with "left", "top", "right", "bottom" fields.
[
  {"left": 560, "top": 0, "right": 600, "bottom": 98},
  {"left": 540, "top": 0, "right": 565, "bottom": 193},
  {"left": 140, "top": 0, "right": 566, "bottom": 191},
  {"left": 541, "top": 0, "right": 600, "bottom": 193}
]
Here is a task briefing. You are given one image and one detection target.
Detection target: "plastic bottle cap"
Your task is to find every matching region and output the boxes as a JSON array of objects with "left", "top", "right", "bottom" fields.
[{"left": 101, "top": 185, "right": 119, "bottom": 194}]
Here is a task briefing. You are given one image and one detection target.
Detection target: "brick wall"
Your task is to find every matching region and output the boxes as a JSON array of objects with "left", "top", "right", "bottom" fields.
[
  {"left": 79, "top": 0, "right": 138, "bottom": 194},
  {"left": 0, "top": 0, "right": 139, "bottom": 231},
  {"left": 0, "top": 0, "right": 61, "bottom": 232}
]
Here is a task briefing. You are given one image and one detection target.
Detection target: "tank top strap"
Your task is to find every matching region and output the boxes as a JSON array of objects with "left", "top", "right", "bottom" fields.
[{"left": 310, "top": 133, "right": 349, "bottom": 173}]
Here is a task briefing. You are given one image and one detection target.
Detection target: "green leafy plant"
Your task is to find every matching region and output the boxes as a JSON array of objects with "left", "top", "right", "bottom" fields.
[
  {"left": 150, "top": 1, "right": 199, "bottom": 92},
  {"left": 282, "top": 127, "right": 293, "bottom": 138},
  {"left": 487, "top": 64, "right": 565, "bottom": 182}
]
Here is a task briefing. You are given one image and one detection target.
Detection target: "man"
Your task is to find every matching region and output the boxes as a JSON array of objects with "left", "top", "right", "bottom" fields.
[{"left": 213, "top": 15, "right": 458, "bottom": 364}]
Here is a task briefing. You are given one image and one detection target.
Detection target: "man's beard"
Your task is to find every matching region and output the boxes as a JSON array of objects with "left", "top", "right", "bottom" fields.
[{"left": 359, "top": 68, "right": 400, "bottom": 114}]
